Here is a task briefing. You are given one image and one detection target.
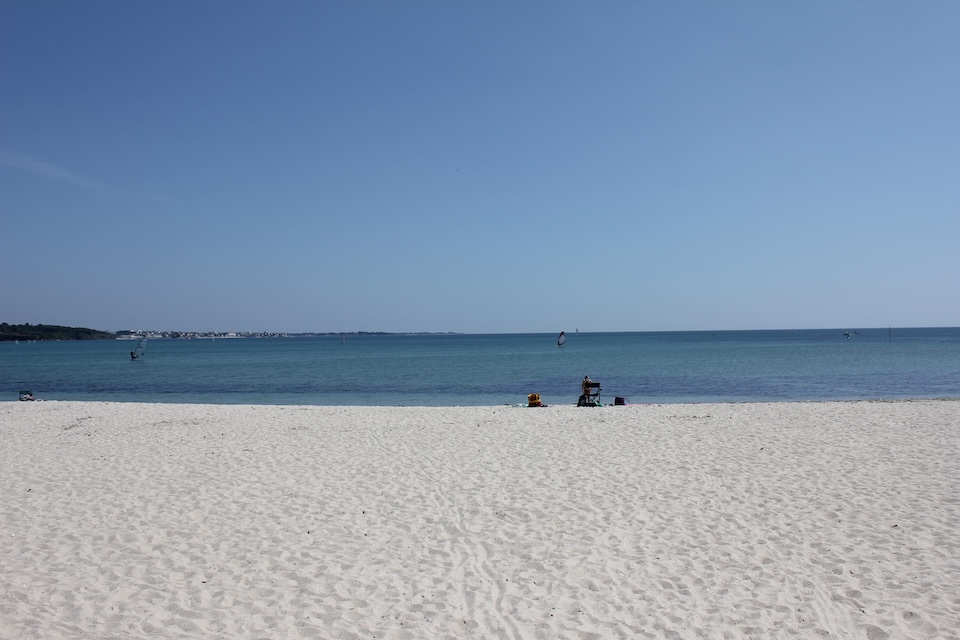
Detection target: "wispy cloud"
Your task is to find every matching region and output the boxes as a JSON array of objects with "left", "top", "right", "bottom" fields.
[{"left": 0, "top": 151, "right": 107, "bottom": 192}]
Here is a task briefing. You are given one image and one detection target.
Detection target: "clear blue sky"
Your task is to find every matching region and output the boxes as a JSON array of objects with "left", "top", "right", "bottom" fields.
[{"left": 2, "top": 2, "right": 958, "bottom": 333}]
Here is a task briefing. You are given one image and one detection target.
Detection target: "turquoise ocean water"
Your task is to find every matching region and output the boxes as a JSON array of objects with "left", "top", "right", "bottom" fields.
[{"left": 2, "top": 328, "right": 959, "bottom": 406}]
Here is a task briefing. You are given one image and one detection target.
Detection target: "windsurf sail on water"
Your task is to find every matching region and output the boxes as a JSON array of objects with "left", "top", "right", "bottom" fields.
[
  {"left": 131, "top": 337, "right": 146, "bottom": 360},
  {"left": 558, "top": 331, "right": 566, "bottom": 346}
]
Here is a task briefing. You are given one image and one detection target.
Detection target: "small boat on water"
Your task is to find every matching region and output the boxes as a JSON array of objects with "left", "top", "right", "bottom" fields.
[{"left": 558, "top": 331, "right": 566, "bottom": 346}]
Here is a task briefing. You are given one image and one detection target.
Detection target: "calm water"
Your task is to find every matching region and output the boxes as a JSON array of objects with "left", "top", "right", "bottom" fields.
[{"left": 2, "top": 328, "right": 959, "bottom": 406}]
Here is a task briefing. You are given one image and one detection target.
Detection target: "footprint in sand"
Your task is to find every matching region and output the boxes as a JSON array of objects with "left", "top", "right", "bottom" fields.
[{"left": 902, "top": 611, "right": 939, "bottom": 638}]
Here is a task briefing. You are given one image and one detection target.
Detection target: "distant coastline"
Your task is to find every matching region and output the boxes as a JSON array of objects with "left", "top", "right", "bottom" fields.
[
  {"left": 114, "top": 330, "right": 462, "bottom": 340},
  {"left": 0, "top": 323, "right": 114, "bottom": 342},
  {"left": 1, "top": 323, "right": 461, "bottom": 341}
]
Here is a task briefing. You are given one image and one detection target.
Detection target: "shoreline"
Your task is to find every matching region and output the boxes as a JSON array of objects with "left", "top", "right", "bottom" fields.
[
  {"left": 7, "top": 396, "right": 960, "bottom": 409},
  {"left": 3, "top": 399, "right": 959, "bottom": 639}
]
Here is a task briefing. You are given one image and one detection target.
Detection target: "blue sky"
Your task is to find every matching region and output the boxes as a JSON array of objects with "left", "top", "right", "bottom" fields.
[{"left": 2, "top": 2, "right": 958, "bottom": 333}]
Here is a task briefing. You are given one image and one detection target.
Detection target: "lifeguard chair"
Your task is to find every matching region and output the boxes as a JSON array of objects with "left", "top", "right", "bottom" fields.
[{"left": 578, "top": 381, "right": 601, "bottom": 407}]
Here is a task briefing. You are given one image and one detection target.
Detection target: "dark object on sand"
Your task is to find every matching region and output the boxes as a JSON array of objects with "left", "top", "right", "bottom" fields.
[{"left": 578, "top": 380, "right": 601, "bottom": 407}]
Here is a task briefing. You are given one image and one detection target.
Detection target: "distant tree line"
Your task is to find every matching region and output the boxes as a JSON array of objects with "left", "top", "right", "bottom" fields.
[{"left": 0, "top": 323, "right": 116, "bottom": 341}]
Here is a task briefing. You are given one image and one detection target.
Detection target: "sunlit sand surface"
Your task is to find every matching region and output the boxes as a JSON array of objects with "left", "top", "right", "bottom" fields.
[{"left": 2, "top": 400, "right": 958, "bottom": 639}]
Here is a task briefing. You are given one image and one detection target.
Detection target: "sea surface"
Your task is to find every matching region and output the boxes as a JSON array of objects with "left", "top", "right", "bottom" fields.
[{"left": 3, "top": 328, "right": 959, "bottom": 406}]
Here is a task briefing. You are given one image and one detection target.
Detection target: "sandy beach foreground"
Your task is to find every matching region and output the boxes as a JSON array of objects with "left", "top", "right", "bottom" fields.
[{"left": 2, "top": 401, "right": 958, "bottom": 640}]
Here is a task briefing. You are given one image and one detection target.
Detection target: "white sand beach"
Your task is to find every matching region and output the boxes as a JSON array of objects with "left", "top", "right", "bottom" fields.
[{"left": 2, "top": 400, "right": 958, "bottom": 640}]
